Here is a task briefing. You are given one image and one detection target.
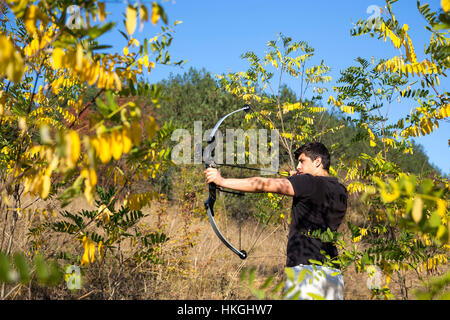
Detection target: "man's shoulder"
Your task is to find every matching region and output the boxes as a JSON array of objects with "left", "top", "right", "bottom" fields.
[
  {"left": 315, "top": 175, "right": 348, "bottom": 194},
  {"left": 288, "top": 173, "right": 314, "bottom": 180},
  {"left": 288, "top": 174, "right": 347, "bottom": 195},
  {"left": 291, "top": 173, "right": 341, "bottom": 183}
]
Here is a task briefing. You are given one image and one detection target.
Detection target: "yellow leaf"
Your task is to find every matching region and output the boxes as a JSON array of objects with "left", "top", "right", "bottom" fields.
[
  {"left": 24, "top": 5, "right": 40, "bottom": 35},
  {"left": 97, "top": 66, "right": 108, "bottom": 88},
  {"left": 412, "top": 196, "right": 423, "bottom": 224},
  {"left": 111, "top": 129, "right": 123, "bottom": 160},
  {"left": 67, "top": 130, "right": 80, "bottom": 167},
  {"left": 126, "top": 5, "right": 137, "bottom": 36},
  {"left": 122, "top": 124, "right": 132, "bottom": 154},
  {"left": 147, "top": 61, "right": 155, "bottom": 72},
  {"left": 98, "top": 134, "right": 112, "bottom": 163},
  {"left": 42, "top": 209, "right": 48, "bottom": 219},
  {"left": 98, "top": 2, "right": 106, "bottom": 22},
  {"left": 131, "top": 38, "right": 140, "bottom": 47},
  {"left": 436, "top": 225, "right": 446, "bottom": 240},
  {"left": 97, "top": 68, "right": 105, "bottom": 88},
  {"left": 81, "top": 167, "right": 88, "bottom": 179},
  {"left": 142, "top": 55, "right": 149, "bottom": 68},
  {"left": 113, "top": 72, "right": 122, "bottom": 91},
  {"left": 404, "top": 34, "right": 417, "bottom": 64},
  {"left": 89, "top": 168, "right": 97, "bottom": 186},
  {"left": 442, "top": 0, "right": 450, "bottom": 12},
  {"left": 52, "top": 47, "right": 65, "bottom": 69},
  {"left": 145, "top": 116, "right": 159, "bottom": 140},
  {"left": 151, "top": 2, "right": 160, "bottom": 25},
  {"left": 0, "top": 35, "right": 24, "bottom": 82},
  {"left": 380, "top": 188, "right": 400, "bottom": 203},
  {"left": 18, "top": 117, "right": 27, "bottom": 133},
  {"left": 96, "top": 204, "right": 113, "bottom": 224},
  {"left": 81, "top": 236, "right": 96, "bottom": 266},
  {"left": 84, "top": 182, "right": 94, "bottom": 205},
  {"left": 97, "top": 241, "right": 104, "bottom": 260},
  {"left": 139, "top": 4, "right": 148, "bottom": 31},
  {"left": 75, "top": 44, "right": 83, "bottom": 71},
  {"left": 40, "top": 175, "right": 51, "bottom": 199},
  {"left": 114, "top": 167, "right": 126, "bottom": 186},
  {"left": 88, "top": 62, "right": 100, "bottom": 86},
  {"left": 130, "top": 120, "right": 142, "bottom": 145},
  {"left": 140, "top": 4, "right": 149, "bottom": 22},
  {"left": 90, "top": 137, "right": 101, "bottom": 155},
  {"left": 385, "top": 274, "right": 391, "bottom": 284},
  {"left": 438, "top": 104, "right": 449, "bottom": 118}
]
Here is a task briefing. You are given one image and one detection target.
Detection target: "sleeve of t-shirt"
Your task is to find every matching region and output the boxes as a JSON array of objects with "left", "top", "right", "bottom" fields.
[{"left": 287, "top": 174, "right": 314, "bottom": 198}]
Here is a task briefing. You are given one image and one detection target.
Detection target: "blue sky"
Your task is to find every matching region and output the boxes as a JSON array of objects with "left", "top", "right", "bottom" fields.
[{"left": 103, "top": 0, "right": 449, "bottom": 175}]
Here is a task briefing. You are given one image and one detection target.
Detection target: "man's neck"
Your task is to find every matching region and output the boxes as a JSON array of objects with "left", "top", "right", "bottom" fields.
[{"left": 312, "top": 169, "right": 329, "bottom": 177}]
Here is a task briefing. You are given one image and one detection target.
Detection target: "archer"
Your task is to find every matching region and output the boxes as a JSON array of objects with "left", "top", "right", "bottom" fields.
[{"left": 204, "top": 141, "right": 348, "bottom": 300}]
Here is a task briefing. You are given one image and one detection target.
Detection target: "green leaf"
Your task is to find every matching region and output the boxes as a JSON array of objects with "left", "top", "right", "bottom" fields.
[
  {"left": 105, "top": 91, "right": 118, "bottom": 113},
  {"left": 290, "top": 290, "right": 301, "bottom": 300},
  {"left": 47, "top": 261, "right": 62, "bottom": 285},
  {"left": 285, "top": 267, "right": 295, "bottom": 281},
  {"left": 91, "top": 44, "right": 113, "bottom": 51},
  {"left": 87, "top": 22, "right": 116, "bottom": 39},
  {"left": 296, "top": 269, "right": 310, "bottom": 285},
  {"left": 14, "top": 253, "right": 30, "bottom": 283},
  {"left": 119, "top": 30, "right": 129, "bottom": 40},
  {"left": 96, "top": 97, "right": 110, "bottom": 117},
  {"left": 158, "top": 4, "right": 168, "bottom": 24},
  {"left": 260, "top": 275, "right": 274, "bottom": 290},
  {"left": 421, "top": 178, "right": 434, "bottom": 194},
  {"left": 34, "top": 255, "right": 49, "bottom": 283},
  {"left": 0, "top": 253, "right": 11, "bottom": 283},
  {"left": 308, "top": 259, "right": 323, "bottom": 266},
  {"left": 429, "top": 211, "right": 442, "bottom": 228},
  {"left": 307, "top": 292, "right": 325, "bottom": 300},
  {"left": 272, "top": 281, "right": 285, "bottom": 295},
  {"left": 248, "top": 267, "right": 256, "bottom": 285},
  {"left": 250, "top": 288, "right": 264, "bottom": 300},
  {"left": 282, "top": 283, "right": 296, "bottom": 298},
  {"left": 57, "top": 176, "right": 84, "bottom": 208}
]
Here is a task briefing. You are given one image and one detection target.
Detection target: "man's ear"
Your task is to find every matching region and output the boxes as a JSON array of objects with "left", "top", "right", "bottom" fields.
[{"left": 314, "top": 156, "right": 322, "bottom": 168}]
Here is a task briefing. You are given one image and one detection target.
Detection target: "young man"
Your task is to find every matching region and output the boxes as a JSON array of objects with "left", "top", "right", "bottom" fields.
[{"left": 204, "top": 142, "right": 348, "bottom": 300}]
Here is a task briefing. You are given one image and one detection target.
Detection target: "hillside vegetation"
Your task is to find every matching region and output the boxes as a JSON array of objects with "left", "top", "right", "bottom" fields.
[{"left": 0, "top": 0, "right": 448, "bottom": 300}]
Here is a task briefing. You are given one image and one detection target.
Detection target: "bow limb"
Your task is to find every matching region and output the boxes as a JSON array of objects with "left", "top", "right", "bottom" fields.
[
  {"left": 206, "top": 105, "right": 250, "bottom": 143},
  {"left": 204, "top": 181, "right": 247, "bottom": 259}
]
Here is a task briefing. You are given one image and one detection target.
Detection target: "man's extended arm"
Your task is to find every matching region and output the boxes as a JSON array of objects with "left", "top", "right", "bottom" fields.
[{"left": 204, "top": 168, "right": 295, "bottom": 197}]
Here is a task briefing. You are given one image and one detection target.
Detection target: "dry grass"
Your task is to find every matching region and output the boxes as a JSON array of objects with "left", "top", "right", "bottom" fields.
[{"left": 0, "top": 194, "right": 447, "bottom": 300}]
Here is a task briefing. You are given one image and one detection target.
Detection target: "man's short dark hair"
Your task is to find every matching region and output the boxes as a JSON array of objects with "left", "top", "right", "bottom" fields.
[{"left": 294, "top": 142, "right": 330, "bottom": 172}]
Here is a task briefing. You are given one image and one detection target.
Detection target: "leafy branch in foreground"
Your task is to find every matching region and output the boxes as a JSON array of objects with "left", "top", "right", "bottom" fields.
[{"left": 0, "top": 252, "right": 62, "bottom": 289}]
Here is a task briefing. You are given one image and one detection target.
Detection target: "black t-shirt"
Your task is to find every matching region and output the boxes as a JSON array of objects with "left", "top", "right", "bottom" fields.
[{"left": 286, "top": 173, "right": 347, "bottom": 267}]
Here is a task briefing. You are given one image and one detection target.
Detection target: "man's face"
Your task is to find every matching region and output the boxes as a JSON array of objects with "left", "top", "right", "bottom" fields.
[{"left": 296, "top": 153, "right": 320, "bottom": 175}]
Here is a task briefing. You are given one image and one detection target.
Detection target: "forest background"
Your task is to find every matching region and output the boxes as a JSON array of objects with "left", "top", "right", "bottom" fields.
[{"left": 0, "top": 0, "right": 448, "bottom": 300}]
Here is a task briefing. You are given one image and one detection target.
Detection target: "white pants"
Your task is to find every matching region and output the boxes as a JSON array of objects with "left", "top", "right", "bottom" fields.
[{"left": 284, "top": 264, "right": 344, "bottom": 300}]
